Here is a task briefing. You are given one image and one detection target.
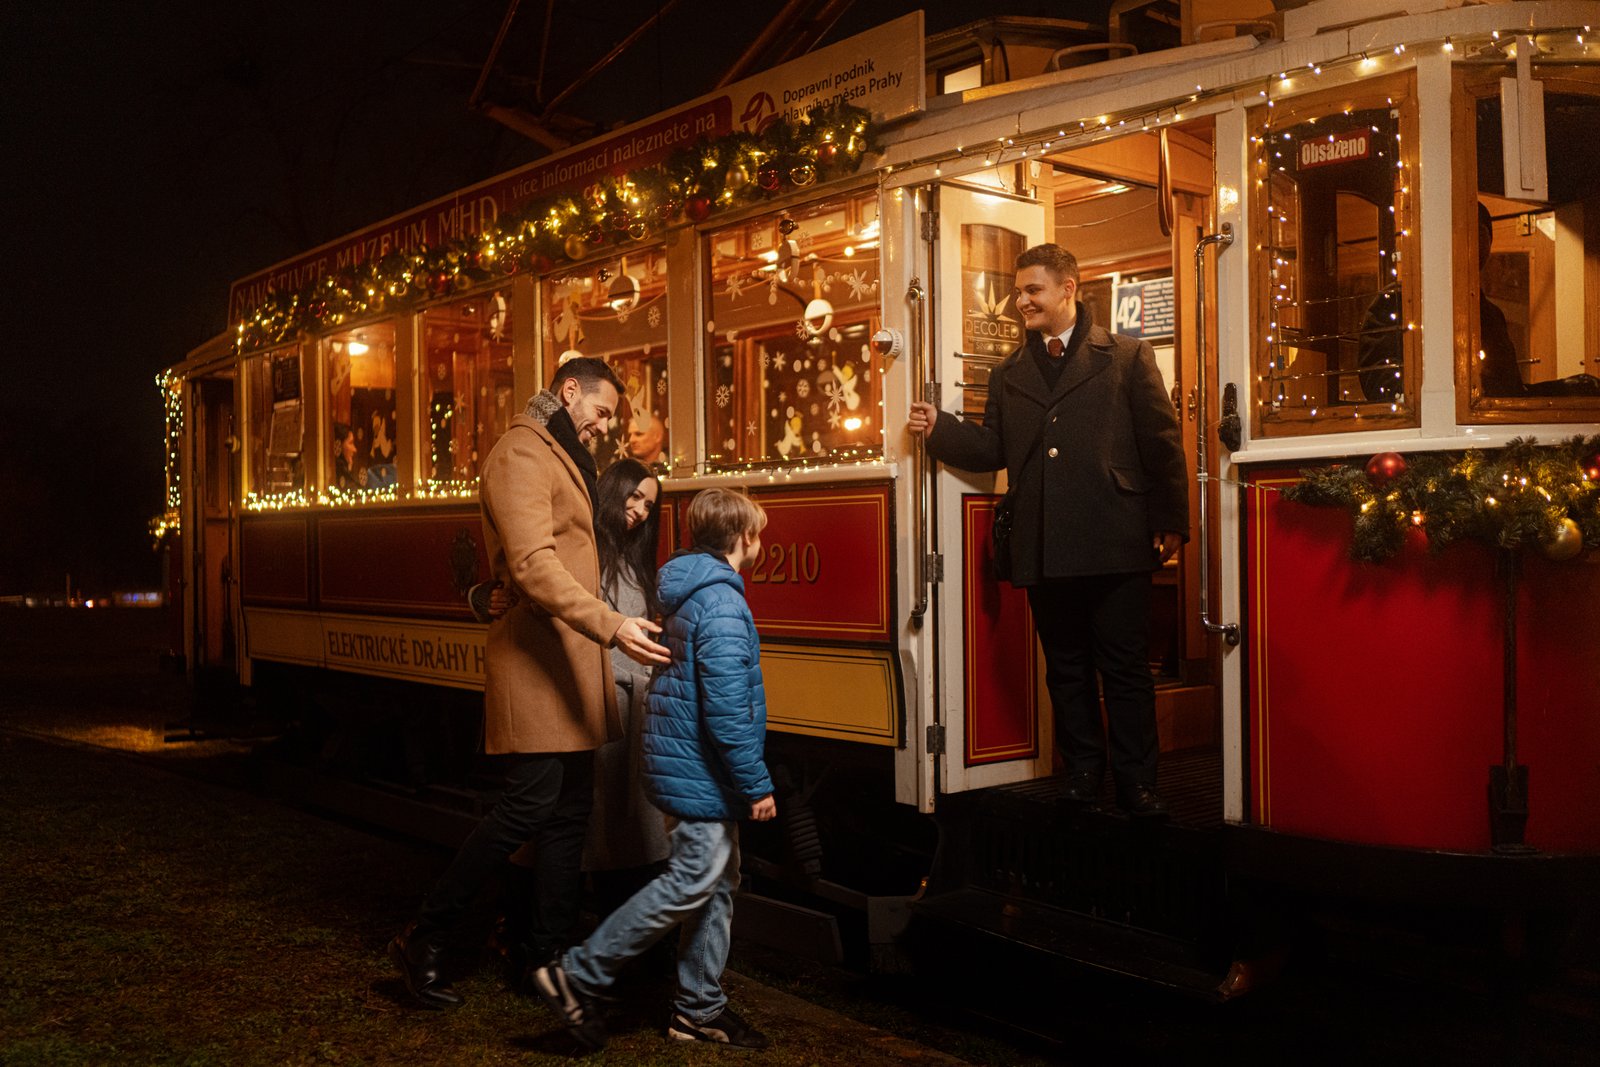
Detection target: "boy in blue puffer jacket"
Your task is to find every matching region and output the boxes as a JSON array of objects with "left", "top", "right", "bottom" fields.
[{"left": 534, "top": 488, "right": 776, "bottom": 1051}]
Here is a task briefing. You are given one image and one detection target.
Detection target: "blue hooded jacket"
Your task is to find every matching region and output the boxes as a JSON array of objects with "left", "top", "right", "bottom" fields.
[{"left": 641, "top": 549, "right": 773, "bottom": 820}]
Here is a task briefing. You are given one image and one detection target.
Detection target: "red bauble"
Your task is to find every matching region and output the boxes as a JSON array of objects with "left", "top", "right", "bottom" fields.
[
  {"left": 1582, "top": 449, "right": 1600, "bottom": 481},
  {"left": 585, "top": 225, "right": 606, "bottom": 246},
  {"left": 756, "top": 161, "right": 782, "bottom": 191},
  {"left": 429, "top": 271, "right": 451, "bottom": 296},
  {"left": 657, "top": 198, "right": 681, "bottom": 222},
  {"left": 815, "top": 141, "right": 838, "bottom": 166},
  {"left": 684, "top": 194, "right": 713, "bottom": 223},
  {"left": 499, "top": 253, "right": 521, "bottom": 275},
  {"left": 1365, "top": 451, "right": 1408, "bottom": 485}
]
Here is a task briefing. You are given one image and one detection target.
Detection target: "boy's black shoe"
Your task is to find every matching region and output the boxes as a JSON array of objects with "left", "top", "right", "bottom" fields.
[
  {"left": 531, "top": 962, "right": 607, "bottom": 1051},
  {"left": 667, "top": 1007, "right": 770, "bottom": 1049}
]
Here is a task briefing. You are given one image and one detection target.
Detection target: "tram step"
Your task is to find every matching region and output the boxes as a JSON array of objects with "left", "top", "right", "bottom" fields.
[
  {"left": 949, "top": 782, "right": 1229, "bottom": 944},
  {"left": 910, "top": 887, "right": 1230, "bottom": 1001}
]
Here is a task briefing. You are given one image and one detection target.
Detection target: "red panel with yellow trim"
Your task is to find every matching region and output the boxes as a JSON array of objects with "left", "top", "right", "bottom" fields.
[
  {"left": 1247, "top": 468, "right": 1600, "bottom": 853},
  {"left": 962, "top": 495, "right": 1039, "bottom": 766}
]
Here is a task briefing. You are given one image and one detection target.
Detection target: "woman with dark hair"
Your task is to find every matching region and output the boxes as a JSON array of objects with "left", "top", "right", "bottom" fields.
[
  {"left": 480, "top": 458, "right": 671, "bottom": 982},
  {"left": 582, "top": 459, "right": 671, "bottom": 890}
]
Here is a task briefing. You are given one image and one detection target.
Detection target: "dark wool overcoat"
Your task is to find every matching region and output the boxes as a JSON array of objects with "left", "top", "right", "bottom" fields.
[{"left": 927, "top": 303, "right": 1189, "bottom": 584}]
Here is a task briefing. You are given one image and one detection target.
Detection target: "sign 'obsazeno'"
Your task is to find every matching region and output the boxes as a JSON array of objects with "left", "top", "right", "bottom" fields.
[{"left": 1298, "top": 129, "right": 1372, "bottom": 169}]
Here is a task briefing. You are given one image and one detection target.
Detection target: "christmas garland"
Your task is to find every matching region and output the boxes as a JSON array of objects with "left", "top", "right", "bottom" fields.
[
  {"left": 237, "top": 103, "right": 876, "bottom": 350},
  {"left": 1283, "top": 436, "right": 1600, "bottom": 563}
]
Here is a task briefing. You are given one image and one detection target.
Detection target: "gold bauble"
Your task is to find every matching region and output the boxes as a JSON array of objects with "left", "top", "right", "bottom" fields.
[{"left": 1540, "top": 517, "right": 1584, "bottom": 561}]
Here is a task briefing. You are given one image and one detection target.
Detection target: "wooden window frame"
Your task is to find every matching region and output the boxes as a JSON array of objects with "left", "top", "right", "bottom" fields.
[
  {"left": 1452, "top": 63, "right": 1600, "bottom": 425},
  {"left": 1249, "top": 70, "right": 1421, "bottom": 439}
]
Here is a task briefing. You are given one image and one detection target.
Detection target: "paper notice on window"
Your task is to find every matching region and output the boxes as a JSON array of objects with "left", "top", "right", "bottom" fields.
[{"left": 269, "top": 401, "right": 303, "bottom": 455}]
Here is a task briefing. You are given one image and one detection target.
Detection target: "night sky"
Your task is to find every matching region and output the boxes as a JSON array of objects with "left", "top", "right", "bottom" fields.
[{"left": 1, "top": 0, "right": 1097, "bottom": 598}]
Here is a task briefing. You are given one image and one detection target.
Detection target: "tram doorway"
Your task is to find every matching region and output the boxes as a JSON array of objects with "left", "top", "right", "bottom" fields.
[
  {"left": 928, "top": 122, "right": 1224, "bottom": 808},
  {"left": 190, "top": 376, "right": 239, "bottom": 673}
]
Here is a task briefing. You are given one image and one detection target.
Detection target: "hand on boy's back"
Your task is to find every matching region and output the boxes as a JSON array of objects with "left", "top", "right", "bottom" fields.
[
  {"left": 488, "top": 584, "right": 512, "bottom": 618},
  {"left": 615, "top": 617, "right": 671, "bottom": 665},
  {"left": 750, "top": 795, "right": 776, "bottom": 822}
]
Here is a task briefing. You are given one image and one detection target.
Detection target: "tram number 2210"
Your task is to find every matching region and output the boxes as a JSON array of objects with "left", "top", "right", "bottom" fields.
[{"left": 750, "top": 542, "right": 821, "bottom": 584}]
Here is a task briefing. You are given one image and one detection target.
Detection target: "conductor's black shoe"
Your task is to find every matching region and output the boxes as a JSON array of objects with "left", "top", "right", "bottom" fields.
[
  {"left": 1118, "top": 784, "right": 1170, "bottom": 819},
  {"left": 1059, "top": 771, "right": 1102, "bottom": 805},
  {"left": 388, "top": 931, "right": 462, "bottom": 1009},
  {"left": 668, "top": 1007, "right": 771, "bottom": 1049},
  {"left": 532, "top": 961, "right": 607, "bottom": 1051}
]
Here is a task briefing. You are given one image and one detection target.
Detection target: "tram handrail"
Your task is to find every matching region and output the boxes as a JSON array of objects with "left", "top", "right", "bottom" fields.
[
  {"left": 908, "top": 276, "right": 931, "bottom": 624},
  {"left": 1194, "top": 224, "right": 1240, "bottom": 647}
]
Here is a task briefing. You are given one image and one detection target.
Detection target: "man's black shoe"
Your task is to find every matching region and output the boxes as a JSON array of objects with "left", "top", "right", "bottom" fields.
[
  {"left": 1119, "top": 784, "right": 1170, "bottom": 819},
  {"left": 388, "top": 930, "right": 463, "bottom": 1009},
  {"left": 1059, "top": 771, "right": 1102, "bottom": 805}
]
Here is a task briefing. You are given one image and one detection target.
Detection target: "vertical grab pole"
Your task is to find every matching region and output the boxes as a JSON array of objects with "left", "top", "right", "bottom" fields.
[
  {"left": 1194, "top": 223, "right": 1239, "bottom": 646},
  {"left": 908, "top": 276, "right": 931, "bottom": 623}
]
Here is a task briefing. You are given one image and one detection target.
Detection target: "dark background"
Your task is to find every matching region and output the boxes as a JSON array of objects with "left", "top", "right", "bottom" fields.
[{"left": 0, "top": 0, "right": 1104, "bottom": 598}]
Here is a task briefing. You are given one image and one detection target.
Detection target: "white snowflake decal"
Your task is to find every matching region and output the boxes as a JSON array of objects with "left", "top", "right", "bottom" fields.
[
  {"left": 647, "top": 305, "right": 662, "bottom": 328},
  {"left": 724, "top": 274, "right": 746, "bottom": 302},
  {"left": 822, "top": 380, "right": 844, "bottom": 427},
  {"left": 745, "top": 420, "right": 758, "bottom": 438},
  {"left": 843, "top": 267, "right": 874, "bottom": 301},
  {"left": 794, "top": 320, "right": 809, "bottom": 339},
  {"left": 616, "top": 306, "right": 630, "bottom": 325},
  {"left": 715, "top": 385, "right": 732, "bottom": 408},
  {"left": 656, "top": 377, "right": 667, "bottom": 395},
  {"left": 759, "top": 349, "right": 770, "bottom": 369},
  {"left": 795, "top": 379, "right": 810, "bottom": 398},
  {"left": 773, "top": 353, "right": 787, "bottom": 371}
]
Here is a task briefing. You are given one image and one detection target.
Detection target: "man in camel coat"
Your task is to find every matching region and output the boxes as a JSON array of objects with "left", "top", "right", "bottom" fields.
[{"left": 391, "top": 356, "right": 669, "bottom": 1009}]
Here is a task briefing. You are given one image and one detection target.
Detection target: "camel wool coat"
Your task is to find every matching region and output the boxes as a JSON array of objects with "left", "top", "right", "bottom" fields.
[{"left": 480, "top": 412, "right": 626, "bottom": 754}]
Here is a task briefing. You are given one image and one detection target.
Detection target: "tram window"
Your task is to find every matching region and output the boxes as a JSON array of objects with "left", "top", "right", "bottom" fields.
[
  {"left": 703, "top": 189, "right": 883, "bottom": 470},
  {"left": 1455, "top": 65, "right": 1600, "bottom": 419},
  {"left": 541, "top": 247, "right": 669, "bottom": 472},
  {"left": 1252, "top": 73, "right": 1419, "bottom": 435},
  {"left": 245, "top": 346, "right": 305, "bottom": 498},
  {"left": 322, "top": 323, "right": 397, "bottom": 492},
  {"left": 418, "top": 290, "right": 514, "bottom": 487}
]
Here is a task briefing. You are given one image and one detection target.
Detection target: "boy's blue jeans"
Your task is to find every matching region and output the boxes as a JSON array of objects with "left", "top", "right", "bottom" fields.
[{"left": 562, "top": 817, "right": 740, "bottom": 1023}]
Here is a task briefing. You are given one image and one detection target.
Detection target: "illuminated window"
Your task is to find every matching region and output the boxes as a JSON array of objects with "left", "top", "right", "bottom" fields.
[
  {"left": 322, "top": 322, "right": 397, "bottom": 492},
  {"left": 419, "top": 289, "right": 515, "bottom": 486},
  {"left": 540, "top": 247, "right": 669, "bottom": 471},
  {"left": 1252, "top": 72, "right": 1418, "bottom": 435},
  {"left": 703, "top": 189, "right": 883, "bottom": 470},
  {"left": 245, "top": 346, "right": 305, "bottom": 498},
  {"left": 1455, "top": 64, "right": 1600, "bottom": 421}
]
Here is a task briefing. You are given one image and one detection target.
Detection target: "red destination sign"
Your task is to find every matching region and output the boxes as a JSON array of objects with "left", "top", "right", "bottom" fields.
[
  {"left": 1298, "top": 129, "right": 1371, "bottom": 170},
  {"left": 228, "top": 98, "right": 731, "bottom": 322}
]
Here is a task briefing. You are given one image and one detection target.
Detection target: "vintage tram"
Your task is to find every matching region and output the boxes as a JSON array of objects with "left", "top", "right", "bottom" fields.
[{"left": 160, "top": 1, "right": 1600, "bottom": 993}]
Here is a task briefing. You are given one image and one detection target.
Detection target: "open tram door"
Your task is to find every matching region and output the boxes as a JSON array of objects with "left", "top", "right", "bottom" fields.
[
  {"left": 925, "top": 179, "right": 1053, "bottom": 793},
  {"left": 175, "top": 335, "right": 244, "bottom": 686},
  {"left": 927, "top": 124, "right": 1227, "bottom": 802}
]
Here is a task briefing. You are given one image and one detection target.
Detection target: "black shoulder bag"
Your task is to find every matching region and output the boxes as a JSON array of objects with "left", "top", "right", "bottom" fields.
[{"left": 990, "top": 417, "right": 1049, "bottom": 583}]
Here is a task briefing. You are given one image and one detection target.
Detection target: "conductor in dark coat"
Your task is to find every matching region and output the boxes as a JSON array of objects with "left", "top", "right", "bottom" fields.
[{"left": 909, "top": 243, "right": 1187, "bottom": 817}]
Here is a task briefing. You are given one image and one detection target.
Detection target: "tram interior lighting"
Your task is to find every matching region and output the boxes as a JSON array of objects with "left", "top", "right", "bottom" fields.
[{"left": 347, "top": 340, "right": 369, "bottom": 355}]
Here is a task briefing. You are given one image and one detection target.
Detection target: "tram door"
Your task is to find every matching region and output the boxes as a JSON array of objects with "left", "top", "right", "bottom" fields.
[
  {"left": 191, "top": 377, "right": 238, "bottom": 672},
  {"left": 928, "top": 180, "right": 1052, "bottom": 793}
]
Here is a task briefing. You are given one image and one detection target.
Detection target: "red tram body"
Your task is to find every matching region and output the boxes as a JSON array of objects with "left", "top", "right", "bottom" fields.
[{"left": 161, "top": 2, "right": 1600, "bottom": 991}]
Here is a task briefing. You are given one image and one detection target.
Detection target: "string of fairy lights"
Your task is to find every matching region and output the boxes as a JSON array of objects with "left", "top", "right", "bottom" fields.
[{"left": 158, "top": 22, "right": 1597, "bottom": 532}]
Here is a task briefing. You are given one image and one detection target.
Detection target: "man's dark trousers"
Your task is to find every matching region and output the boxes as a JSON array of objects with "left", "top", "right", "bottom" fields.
[
  {"left": 1027, "top": 572, "right": 1159, "bottom": 789},
  {"left": 416, "top": 750, "right": 594, "bottom": 958}
]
